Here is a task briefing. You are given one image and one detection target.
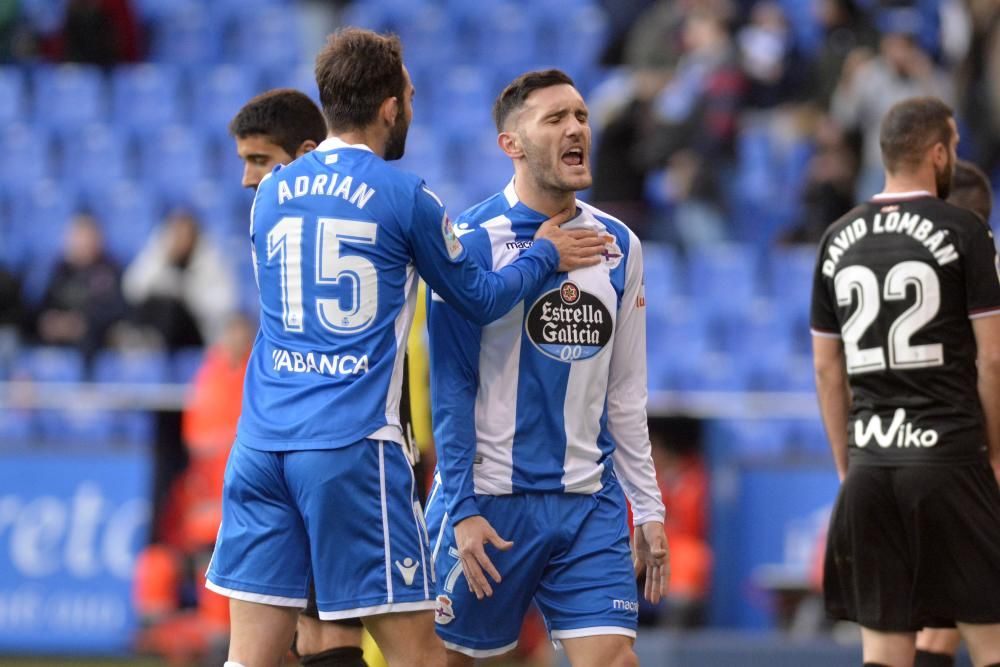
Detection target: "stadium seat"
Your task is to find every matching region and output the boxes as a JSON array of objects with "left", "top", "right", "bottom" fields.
[
  {"left": 0, "top": 67, "right": 26, "bottom": 124},
  {"left": 768, "top": 245, "right": 816, "bottom": 311},
  {"left": 59, "top": 124, "right": 129, "bottom": 197},
  {"left": 112, "top": 64, "right": 184, "bottom": 133},
  {"left": 394, "top": 125, "right": 448, "bottom": 189},
  {"left": 431, "top": 66, "right": 495, "bottom": 141},
  {"left": 188, "top": 179, "right": 242, "bottom": 240},
  {"left": 542, "top": 4, "right": 609, "bottom": 71},
  {"left": 191, "top": 65, "right": 259, "bottom": 140},
  {"left": 13, "top": 180, "right": 79, "bottom": 304},
  {"left": 148, "top": 4, "right": 220, "bottom": 66},
  {"left": 92, "top": 349, "right": 171, "bottom": 445},
  {"left": 171, "top": 347, "right": 206, "bottom": 384},
  {"left": 686, "top": 243, "right": 761, "bottom": 319},
  {"left": 32, "top": 65, "right": 106, "bottom": 131},
  {"left": 473, "top": 4, "right": 539, "bottom": 70},
  {"left": 397, "top": 5, "right": 459, "bottom": 68},
  {"left": 138, "top": 125, "right": 211, "bottom": 204},
  {"left": 231, "top": 6, "right": 303, "bottom": 71},
  {"left": 0, "top": 123, "right": 54, "bottom": 196},
  {"left": 790, "top": 418, "right": 830, "bottom": 458},
  {"left": 713, "top": 418, "right": 795, "bottom": 459},
  {"left": 642, "top": 242, "right": 682, "bottom": 298},
  {"left": 91, "top": 180, "right": 160, "bottom": 265}
]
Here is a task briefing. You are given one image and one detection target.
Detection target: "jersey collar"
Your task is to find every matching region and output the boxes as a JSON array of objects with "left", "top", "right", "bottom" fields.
[
  {"left": 871, "top": 190, "right": 933, "bottom": 202},
  {"left": 316, "top": 136, "right": 375, "bottom": 153}
]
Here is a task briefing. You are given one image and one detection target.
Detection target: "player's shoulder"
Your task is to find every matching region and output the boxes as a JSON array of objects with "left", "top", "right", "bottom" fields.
[
  {"left": 456, "top": 191, "right": 515, "bottom": 230},
  {"left": 817, "top": 201, "right": 873, "bottom": 247},
  {"left": 578, "top": 200, "right": 640, "bottom": 254}
]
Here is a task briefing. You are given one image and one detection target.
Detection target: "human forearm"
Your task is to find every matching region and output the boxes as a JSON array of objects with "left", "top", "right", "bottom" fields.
[{"left": 813, "top": 337, "right": 850, "bottom": 480}]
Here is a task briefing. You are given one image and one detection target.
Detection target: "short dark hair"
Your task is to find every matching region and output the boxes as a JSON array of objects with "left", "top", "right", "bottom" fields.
[
  {"left": 949, "top": 159, "right": 993, "bottom": 223},
  {"left": 229, "top": 89, "right": 327, "bottom": 157},
  {"left": 879, "top": 96, "right": 954, "bottom": 174},
  {"left": 314, "top": 28, "right": 406, "bottom": 133},
  {"left": 493, "top": 69, "right": 575, "bottom": 132}
]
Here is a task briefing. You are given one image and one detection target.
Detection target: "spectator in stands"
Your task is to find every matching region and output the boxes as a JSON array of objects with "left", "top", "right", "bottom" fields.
[
  {"left": 957, "top": 0, "right": 1000, "bottom": 177},
  {"left": 55, "top": 0, "right": 141, "bottom": 64},
  {"left": 830, "top": 7, "right": 954, "bottom": 198},
  {"left": 0, "top": 264, "right": 25, "bottom": 371},
  {"left": 809, "top": 0, "right": 878, "bottom": 109},
  {"left": 738, "top": 1, "right": 805, "bottom": 109},
  {"left": 33, "top": 212, "right": 126, "bottom": 365},
  {"left": 123, "top": 209, "right": 236, "bottom": 350},
  {"left": 781, "top": 116, "right": 858, "bottom": 244}
]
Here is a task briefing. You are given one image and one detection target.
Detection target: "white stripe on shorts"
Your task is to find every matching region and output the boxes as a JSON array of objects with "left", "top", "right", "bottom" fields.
[
  {"left": 443, "top": 639, "right": 519, "bottom": 658},
  {"left": 204, "top": 580, "right": 307, "bottom": 608},
  {"left": 318, "top": 599, "right": 436, "bottom": 621},
  {"left": 378, "top": 441, "right": 393, "bottom": 604}
]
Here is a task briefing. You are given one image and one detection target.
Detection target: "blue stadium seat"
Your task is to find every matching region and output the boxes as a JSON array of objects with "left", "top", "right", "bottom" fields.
[
  {"left": 642, "top": 242, "right": 682, "bottom": 297},
  {"left": 191, "top": 65, "right": 259, "bottom": 140},
  {"left": 17, "top": 346, "right": 84, "bottom": 382},
  {"left": 542, "top": 4, "right": 609, "bottom": 71},
  {"left": 188, "top": 179, "right": 242, "bottom": 240},
  {"left": 91, "top": 180, "right": 160, "bottom": 265},
  {"left": 32, "top": 65, "right": 106, "bottom": 131},
  {"left": 768, "top": 245, "right": 816, "bottom": 308},
  {"left": 473, "top": 4, "right": 539, "bottom": 70},
  {"left": 233, "top": 7, "right": 303, "bottom": 69},
  {"left": 112, "top": 64, "right": 184, "bottom": 133},
  {"left": 171, "top": 347, "right": 205, "bottom": 384},
  {"left": 0, "top": 67, "right": 26, "bottom": 124},
  {"left": 686, "top": 243, "right": 760, "bottom": 318},
  {"left": 455, "top": 134, "right": 514, "bottom": 204},
  {"left": 394, "top": 125, "right": 448, "bottom": 190},
  {"left": 0, "top": 408, "right": 34, "bottom": 444},
  {"left": 790, "top": 418, "right": 830, "bottom": 457},
  {"left": 397, "top": 5, "right": 459, "bottom": 68},
  {"left": 13, "top": 180, "right": 79, "bottom": 304},
  {"left": 432, "top": 66, "right": 495, "bottom": 141},
  {"left": 139, "top": 125, "right": 210, "bottom": 204},
  {"left": 148, "top": 4, "right": 220, "bottom": 66},
  {"left": 59, "top": 124, "right": 129, "bottom": 197},
  {"left": 0, "top": 123, "right": 54, "bottom": 195},
  {"left": 713, "top": 418, "right": 796, "bottom": 458},
  {"left": 93, "top": 349, "right": 170, "bottom": 445},
  {"left": 263, "top": 62, "right": 320, "bottom": 104},
  {"left": 646, "top": 309, "right": 710, "bottom": 390}
]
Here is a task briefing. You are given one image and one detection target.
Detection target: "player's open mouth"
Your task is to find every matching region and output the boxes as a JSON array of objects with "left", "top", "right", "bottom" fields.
[{"left": 561, "top": 148, "right": 584, "bottom": 167}]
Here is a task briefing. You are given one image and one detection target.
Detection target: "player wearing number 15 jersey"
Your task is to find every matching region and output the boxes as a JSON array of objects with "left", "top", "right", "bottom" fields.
[
  {"left": 206, "top": 29, "right": 606, "bottom": 667},
  {"left": 811, "top": 97, "right": 1000, "bottom": 667}
]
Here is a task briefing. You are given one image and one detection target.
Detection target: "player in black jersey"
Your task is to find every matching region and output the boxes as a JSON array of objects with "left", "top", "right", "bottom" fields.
[
  {"left": 913, "top": 159, "right": 995, "bottom": 667},
  {"left": 811, "top": 97, "right": 1000, "bottom": 667},
  {"left": 230, "top": 89, "right": 367, "bottom": 667}
]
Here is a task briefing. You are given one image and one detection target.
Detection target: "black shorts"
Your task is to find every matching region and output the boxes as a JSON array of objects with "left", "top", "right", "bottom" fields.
[
  {"left": 824, "top": 462, "right": 1000, "bottom": 631},
  {"left": 301, "top": 580, "right": 363, "bottom": 628}
]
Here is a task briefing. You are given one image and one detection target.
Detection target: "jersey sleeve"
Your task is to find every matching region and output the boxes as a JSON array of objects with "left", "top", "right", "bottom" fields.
[
  {"left": 607, "top": 232, "right": 666, "bottom": 526},
  {"left": 810, "top": 238, "right": 841, "bottom": 338},
  {"left": 407, "top": 184, "right": 559, "bottom": 326},
  {"left": 962, "top": 220, "right": 1000, "bottom": 319},
  {"left": 427, "top": 286, "right": 483, "bottom": 525}
]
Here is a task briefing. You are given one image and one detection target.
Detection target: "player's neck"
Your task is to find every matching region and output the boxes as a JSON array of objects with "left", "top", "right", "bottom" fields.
[
  {"left": 881, "top": 171, "right": 937, "bottom": 197},
  {"left": 513, "top": 177, "right": 576, "bottom": 218},
  {"left": 326, "top": 129, "right": 385, "bottom": 156}
]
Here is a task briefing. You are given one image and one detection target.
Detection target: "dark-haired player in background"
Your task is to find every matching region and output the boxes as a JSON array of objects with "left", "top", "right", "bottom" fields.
[
  {"left": 913, "top": 158, "right": 995, "bottom": 667},
  {"left": 229, "top": 88, "right": 367, "bottom": 667},
  {"left": 811, "top": 97, "right": 1000, "bottom": 667},
  {"left": 207, "top": 28, "right": 606, "bottom": 667}
]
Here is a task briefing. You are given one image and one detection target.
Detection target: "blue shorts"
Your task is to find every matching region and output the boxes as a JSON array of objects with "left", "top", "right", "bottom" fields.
[
  {"left": 427, "top": 475, "right": 638, "bottom": 657},
  {"left": 206, "top": 438, "right": 434, "bottom": 620}
]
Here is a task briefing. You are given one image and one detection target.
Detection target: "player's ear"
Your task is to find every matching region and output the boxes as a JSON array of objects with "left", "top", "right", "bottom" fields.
[
  {"left": 498, "top": 131, "right": 523, "bottom": 159},
  {"left": 295, "top": 140, "right": 318, "bottom": 158},
  {"left": 380, "top": 95, "right": 399, "bottom": 128}
]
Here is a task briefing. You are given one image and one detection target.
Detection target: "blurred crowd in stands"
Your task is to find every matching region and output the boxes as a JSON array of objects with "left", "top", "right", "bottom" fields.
[{"left": 0, "top": 0, "right": 998, "bottom": 661}]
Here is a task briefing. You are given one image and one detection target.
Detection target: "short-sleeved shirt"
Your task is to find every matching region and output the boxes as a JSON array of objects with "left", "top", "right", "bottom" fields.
[
  {"left": 237, "top": 138, "right": 558, "bottom": 451},
  {"left": 810, "top": 191, "right": 1000, "bottom": 464}
]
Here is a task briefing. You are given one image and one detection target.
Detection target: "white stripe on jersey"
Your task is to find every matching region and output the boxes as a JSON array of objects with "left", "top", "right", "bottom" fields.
[
  {"left": 370, "top": 263, "right": 418, "bottom": 445},
  {"left": 561, "top": 356, "right": 607, "bottom": 494},
  {"left": 473, "top": 214, "right": 521, "bottom": 495}
]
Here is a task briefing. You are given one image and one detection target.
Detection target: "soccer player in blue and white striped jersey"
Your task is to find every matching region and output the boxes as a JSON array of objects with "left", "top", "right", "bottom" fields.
[
  {"left": 206, "top": 32, "right": 607, "bottom": 667},
  {"left": 424, "top": 70, "right": 668, "bottom": 666}
]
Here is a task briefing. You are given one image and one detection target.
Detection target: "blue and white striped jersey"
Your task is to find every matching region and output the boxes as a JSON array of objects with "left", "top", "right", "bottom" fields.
[
  {"left": 428, "top": 180, "right": 665, "bottom": 526},
  {"left": 237, "top": 139, "right": 559, "bottom": 451}
]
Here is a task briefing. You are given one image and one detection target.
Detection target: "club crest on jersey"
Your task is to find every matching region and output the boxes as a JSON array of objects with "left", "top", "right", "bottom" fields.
[
  {"left": 602, "top": 238, "right": 623, "bottom": 269},
  {"left": 434, "top": 595, "right": 455, "bottom": 625},
  {"left": 442, "top": 214, "right": 463, "bottom": 260},
  {"left": 525, "top": 281, "right": 613, "bottom": 362}
]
